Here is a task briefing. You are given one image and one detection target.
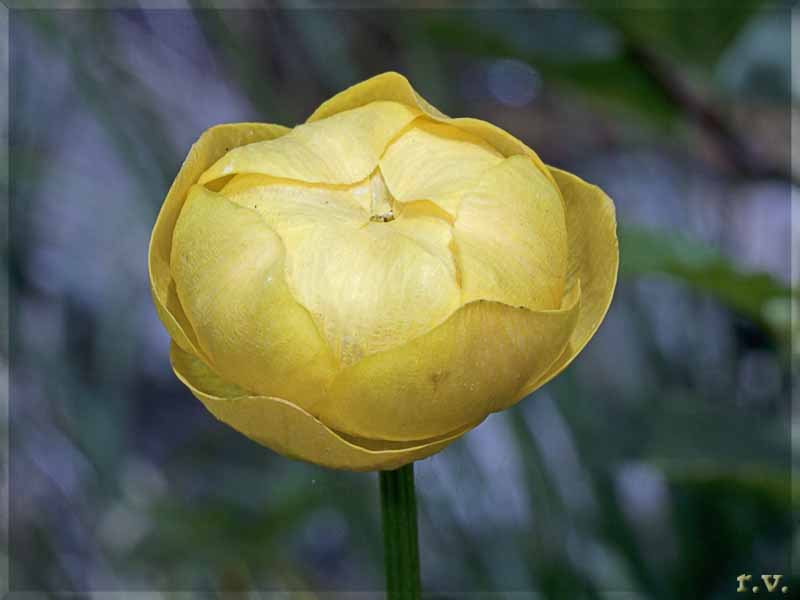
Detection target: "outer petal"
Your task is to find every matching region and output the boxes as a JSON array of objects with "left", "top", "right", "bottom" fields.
[
  {"left": 378, "top": 120, "right": 503, "bottom": 214},
  {"left": 171, "top": 344, "right": 476, "bottom": 471},
  {"left": 148, "top": 123, "right": 289, "bottom": 357},
  {"left": 518, "top": 167, "right": 619, "bottom": 397},
  {"left": 198, "top": 101, "right": 419, "bottom": 186},
  {"left": 307, "top": 71, "right": 558, "bottom": 189},
  {"left": 454, "top": 155, "right": 567, "bottom": 310},
  {"left": 170, "top": 185, "right": 337, "bottom": 412},
  {"left": 307, "top": 71, "right": 449, "bottom": 122},
  {"left": 317, "top": 284, "right": 581, "bottom": 442}
]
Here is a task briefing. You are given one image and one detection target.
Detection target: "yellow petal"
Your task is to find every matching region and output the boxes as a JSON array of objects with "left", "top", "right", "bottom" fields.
[
  {"left": 305, "top": 71, "right": 558, "bottom": 190},
  {"left": 518, "top": 167, "right": 619, "bottom": 397},
  {"left": 221, "top": 173, "right": 368, "bottom": 228},
  {"left": 454, "top": 155, "right": 567, "bottom": 310},
  {"left": 198, "top": 101, "right": 419, "bottom": 187},
  {"left": 385, "top": 215, "right": 458, "bottom": 276},
  {"left": 171, "top": 343, "right": 475, "bottom": 471},
  {"left": 219, "top": 171, "right": 460, "bottom": 366},
  {"left": 448, "top": 117, "right": 559, "bottom": 189},
  {"left": 317, "top": 284, "right": 581, "bottom": 441},
  {"left": 284, "top": 214, "right": 461, "bottom": 367},
  {"left": 307, "top": 71, "right": 449, "bottom": 123},
  {"left": 148, "top": 123, "right": 289, "bottom": 357},
  {"left": 379, "top": 120, "right": 504, "bottom": 214},
  {"left": 170, "top": 184, "right": 337, "bottom": 412}
]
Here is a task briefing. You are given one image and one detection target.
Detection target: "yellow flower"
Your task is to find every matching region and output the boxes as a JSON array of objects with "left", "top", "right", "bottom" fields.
[{"left": 148, "top": 72, "right": 618, "bottom": 471}]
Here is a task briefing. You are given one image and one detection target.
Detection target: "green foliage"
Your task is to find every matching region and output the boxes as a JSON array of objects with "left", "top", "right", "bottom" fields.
[
  {"left": 584, "top": 0, "right": 766, "bottom": 68},
  {"left": 620, "top": 227, "right": 793, "bottom": 337},
  {"left": 424, "top": 15, "right": 678, "bottom": 125}
]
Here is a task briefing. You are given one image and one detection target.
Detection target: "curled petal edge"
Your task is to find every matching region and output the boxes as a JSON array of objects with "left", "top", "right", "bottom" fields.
[
  {"left": 148, "top": 123, "right": 290, "bottom": 358},
  {"left": 516, "top": 166, "right": 619, "bottom": 399},
  {"left": 170, "top": 343, "right": 478, "bottom": 471},
  {"left": 307, "top": 71, "right": 558, "bottom": 189}
]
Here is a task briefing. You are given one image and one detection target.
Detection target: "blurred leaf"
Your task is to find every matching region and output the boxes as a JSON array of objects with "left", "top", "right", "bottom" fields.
[
  {"left": 191, "top": 8, "right": 285, "bottom": 123},
  {"left": 286, "top": 12, "right": 360, "bottom": 92},
  {"left": 583, "top": 0, "right": 766, "bottom": 68},
  {"left": 716, "top": 11, "right": 791, "bottom": 102},
  {"left": 141, "top": 494, "right": 322, "bottom": 564},
  {"left": 620, "top": 227, "right": 793, "bottom": 332},
  {"left": 507, "top": 410, "right": 607, "bottom": 598},
  {"left": 25, "top": 11, "right": 177, "bottom": 195},
  {"left": 663, "top": 463, "right": 794, "bottom": 511},
  {"left": 592, "top": 471, "right": 667, "bottom": 599},
  {"left": 424, "top": 16, "right": 677, "bottom": 125},
  {"left": 535, "top": 57, "right": 676, "bottom": 124}
]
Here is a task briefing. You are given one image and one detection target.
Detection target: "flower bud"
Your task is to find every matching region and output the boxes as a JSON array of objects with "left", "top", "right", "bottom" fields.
[{"left": 149, "top": 72, "right": 618, "bottom": 470}]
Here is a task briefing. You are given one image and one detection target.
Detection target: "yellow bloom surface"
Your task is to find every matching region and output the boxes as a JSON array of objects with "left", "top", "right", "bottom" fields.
[{"left": 149, "top": 72, "right": 618, "bottom": 471}]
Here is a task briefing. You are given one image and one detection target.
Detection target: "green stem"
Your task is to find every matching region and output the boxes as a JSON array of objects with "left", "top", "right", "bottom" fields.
[{"left": 379, "top": 463, "right": 421, "bottom": 599}]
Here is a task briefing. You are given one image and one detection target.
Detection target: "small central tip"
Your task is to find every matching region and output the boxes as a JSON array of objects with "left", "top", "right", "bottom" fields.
[
  {"left": 370, "top": 210, "right": 395, "bottom": 223},
  {"left": 368, "top": 170, "right": 395, "bottom": 222}
]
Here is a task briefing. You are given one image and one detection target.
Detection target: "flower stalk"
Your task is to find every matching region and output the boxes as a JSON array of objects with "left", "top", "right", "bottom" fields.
[{"left": 379, "top": 463, "right": 421, "bottom": 599}]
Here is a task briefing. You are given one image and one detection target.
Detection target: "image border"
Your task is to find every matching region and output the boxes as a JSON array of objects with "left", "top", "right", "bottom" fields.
[{"left": 3, "top": 2, "right": 796, "bottom": 597}]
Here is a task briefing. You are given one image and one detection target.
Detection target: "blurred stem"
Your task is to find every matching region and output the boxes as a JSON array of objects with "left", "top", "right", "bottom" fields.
[
  {"left": 620, "top": 38, "right": 798, "bottom": 186},
  {"left": 380, "top": 463, "right": 421, "bottom": 600}
]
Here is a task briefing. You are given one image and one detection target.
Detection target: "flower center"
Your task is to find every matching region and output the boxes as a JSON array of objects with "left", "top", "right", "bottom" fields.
[
  {"left": 368, "top": 170, "right": 396, "bottom": 223},
  {"left": 370, "top": 211, "right": 395, "bottom": 223}
]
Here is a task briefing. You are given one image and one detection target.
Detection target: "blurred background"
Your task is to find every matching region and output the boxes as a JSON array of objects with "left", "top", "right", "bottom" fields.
[{"left": 5, "top": 2, "right": 798, "bottom": 597}]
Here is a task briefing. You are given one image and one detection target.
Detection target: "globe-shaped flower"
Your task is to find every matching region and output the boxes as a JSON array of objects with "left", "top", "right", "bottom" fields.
[{"left": 149, "top": 72, "right": 618, "bottom": 471}]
